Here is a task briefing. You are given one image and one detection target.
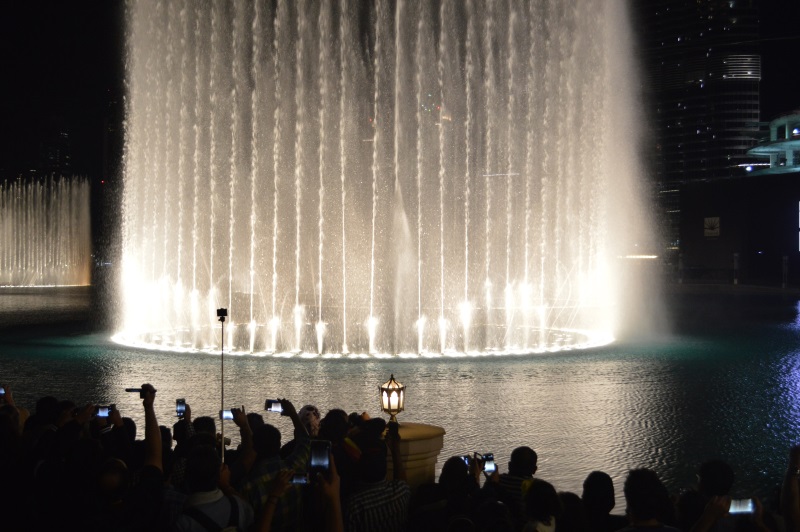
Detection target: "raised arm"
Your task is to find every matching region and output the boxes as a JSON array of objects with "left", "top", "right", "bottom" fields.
[{"left": 141, "top": 383, "right": 162, "bottom": 472}]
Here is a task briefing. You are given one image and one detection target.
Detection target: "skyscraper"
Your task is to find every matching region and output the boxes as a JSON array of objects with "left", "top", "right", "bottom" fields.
[{"left": 634, "top": 0, "right": 761, "bottom": 254}]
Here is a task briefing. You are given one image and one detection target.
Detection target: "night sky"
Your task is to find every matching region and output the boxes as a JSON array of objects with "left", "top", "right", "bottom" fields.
[{"left": 0, "top": 0, "right": 797, "bottom": 181}]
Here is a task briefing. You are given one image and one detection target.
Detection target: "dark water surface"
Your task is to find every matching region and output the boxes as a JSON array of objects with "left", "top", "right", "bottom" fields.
[{"left": 3, "top": 286, "right": 800, "bottom": 506}]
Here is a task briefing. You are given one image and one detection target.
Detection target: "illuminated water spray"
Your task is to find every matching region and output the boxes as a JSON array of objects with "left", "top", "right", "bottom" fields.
[{"left": 117, "top": 0, "right": 646, "bottom": 357}]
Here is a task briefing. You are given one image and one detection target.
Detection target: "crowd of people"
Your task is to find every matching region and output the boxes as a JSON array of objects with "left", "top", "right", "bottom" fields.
[{"left": 2, "top": 383, "right": 800, "bottom": 532}]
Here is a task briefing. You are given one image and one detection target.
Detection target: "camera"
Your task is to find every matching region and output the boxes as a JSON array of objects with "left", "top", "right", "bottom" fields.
[
  {"left": 265, "top": 399, "right": 283, "bottom": 413},
  {"left": 481, "top": 453, "right": 497, "bottom": 474},
  {"left": 217, "top": 308, "right": 227, "bottom": 321},
  {"left": 729, "top": 499, "right": 754, "bottom": 514},
  {"left": 219, "top": 409, "right": 234, "bottom": 420},
  {"left": 125, "top": 388, "right": 144, "bottom": 398},
  {"left": 95, "top": 405, "right": 113, "bottom": 418},
  {"left": 291, "top": 474, "right": 309, "bottom": 485},
  {"left": 176, "top": 398, "right": 186, "bottom": 418},
  {"left": 310, "top": 440, "right": 332, "bottom": 474}
]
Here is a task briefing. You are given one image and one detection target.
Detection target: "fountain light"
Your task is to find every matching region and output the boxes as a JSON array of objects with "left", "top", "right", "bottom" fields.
[
  {"left": 315, "top": 321, "right": 326, "bottom": 354},
  {"left": 379, "top": 374, "right": 405, "bottom": 423},
  {"left": 416, "top": 315, "right": 427, "bottom": 354},
  {"left": 293, "top": 305, "right": 305, "bottom": 353},
  {"left": 267, "top": 317, "right": 280, "bottom": 353},
  {"left": 438, "top": 315, "right": 448, "bottom": 354},
  {"left": 248, "top": 320, "right": 257, "bottom": 353},
  {"left": 459, "top": 300, "right": 473, "bottom": 352},
  {"left": 366, "top": 316, "right": 379, "bottom": 355},
  {"left": 227, "top": 320, "right": 235, "bottom": 352}
]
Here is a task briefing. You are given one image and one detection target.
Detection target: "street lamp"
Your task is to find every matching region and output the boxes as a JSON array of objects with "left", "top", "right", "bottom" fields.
[{"left": 380, "top": 374, "right": 405, "bottom": 423}]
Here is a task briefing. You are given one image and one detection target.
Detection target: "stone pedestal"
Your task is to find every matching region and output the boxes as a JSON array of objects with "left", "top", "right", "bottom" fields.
[{"left": 386, "top": 422, "right": 446, "bottom": 489}]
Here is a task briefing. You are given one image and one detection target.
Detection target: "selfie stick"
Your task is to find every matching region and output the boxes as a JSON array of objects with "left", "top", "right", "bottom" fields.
[{"left": 218, "top": 308, "right": 227, "bottom": 463}]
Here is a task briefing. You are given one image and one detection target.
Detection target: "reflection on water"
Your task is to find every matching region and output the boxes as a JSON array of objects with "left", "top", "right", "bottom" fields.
[{"left": 2, "top": 290, "right": 800, "bottom": 508}]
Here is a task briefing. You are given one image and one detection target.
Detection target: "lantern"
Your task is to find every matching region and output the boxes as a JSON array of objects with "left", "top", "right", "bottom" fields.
[{"left": 380, "top": 374, "right": 405, "bottom": 423}]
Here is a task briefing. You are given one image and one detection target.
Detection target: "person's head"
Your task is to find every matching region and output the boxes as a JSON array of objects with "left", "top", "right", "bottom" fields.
[
  {"left": 697, "top": 459, "right": 734, "bottom": 497},
  {"left": 298, "top": 405, "right": 321, "bottom": 437},
  {"left": 440, "top": 456, "right": 471, "bottom": 497},
  {"left": 96, "top": 458, "right": 130, "bottom": 504},
  {"left": 253, "top": 424, "right": 281, "bottom": 458},
  {"left": 623, "top": 468, "right": 671, "bottom": 522},
  {"left": 582, "top": 470, "right": 616, "bottom": 516},
  {"left": 173, "top": 419, "right": 190, "bottom": 444},
  {"left": 184, "top": 444, "right": 221, "bottom": 493},
  {"left": 508, "top": 446, "right": 538, "bottom": 477},
  {"left": 320, "top": 409, "right": 349, "bottom": 442},
  {"left": 193, "top": 416, "right": 216, "bottom": 435},
  {"left": 558, "top": 491, "right": 586, "bottom": 532},
  {"left": 524, "top": 479, "right": 561, "bottom": 525},
  {"left": 122, "top": 417, "right": 137, "bottom": 443},
  {"left": 355, "top": 441, "right": 388, "bottom": 483},
  {"left": 35, "top": 396, "right": 59, "bottom": 424},
  {"left": 160, "top": 426, "right": 172, "bottom": 450},
  {"left": 246, "top": 412, "right": 265, "bottom": 431}
]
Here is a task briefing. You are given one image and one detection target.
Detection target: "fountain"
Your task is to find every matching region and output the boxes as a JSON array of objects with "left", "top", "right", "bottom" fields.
[
  {"left": 116, "top": 0, "right": 650, "bottom": 357},
  {"left": 0, "top": 177, "right": 91, "bottom": 287}
]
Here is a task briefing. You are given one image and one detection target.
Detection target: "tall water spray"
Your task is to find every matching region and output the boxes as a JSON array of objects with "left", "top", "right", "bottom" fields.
[
  {"left": 1, "top": 177, "right": 91, "bottom": 287},
  {"left": 118, "top": 0, "right": 650, "bottom": 357}
]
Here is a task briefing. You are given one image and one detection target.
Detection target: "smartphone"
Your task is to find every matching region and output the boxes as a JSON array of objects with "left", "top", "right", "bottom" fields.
[
  {"left": 176, "top": 398, "right": 186, "bottom": 418},
  {"left": 310, "top": 440, "right": 332, "bottom": 473},
  {"left": 729, "top": 499, "right": 754, "bottom": 514},
  {"left": 0, "top": 386, "right": 5, "bottom": 397},
  {"left": 482, "top": 453, "right": 497, "bottom": 474},
  {"left": 265, "top": 399, "right": 283, "bottom": 413},
  {"left": 219, "top": 409, "right": 234, "bottom": 420},
  {"left": 95, "top": 406, "right": 111, "bottom": 418},
  {"left": 291, "top": 474, "right": 309, "bottom": 485}
]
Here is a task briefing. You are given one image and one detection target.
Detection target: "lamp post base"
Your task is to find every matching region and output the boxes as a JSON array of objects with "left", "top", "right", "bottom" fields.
[{"left": 386, "top": 422, "right": 446, "bottom": 489}]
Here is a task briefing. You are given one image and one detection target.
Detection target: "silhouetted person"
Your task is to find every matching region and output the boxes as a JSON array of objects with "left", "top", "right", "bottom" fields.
[
  {"left": 583, "top": 470, "right": 627, "bottom": 532},
  {"left": 619, "top": 468, "right": 678, "bottom": 532}
]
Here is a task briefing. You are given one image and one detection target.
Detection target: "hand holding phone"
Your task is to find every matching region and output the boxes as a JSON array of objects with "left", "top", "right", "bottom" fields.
[
  {"left": 219, "top": 409, "right": 234, "bottom": 420},
  {"left": 729, "top": 498, "right": 754, "bottom": 514},
  {"left": 265, "top": 399, "right": 283, "bottom": 413},
  {"left": 481, "top": 453, "right": 497, "bottom": 474},
  {"left": 176, "top": 398, "right": 186, "bottom": 418}
]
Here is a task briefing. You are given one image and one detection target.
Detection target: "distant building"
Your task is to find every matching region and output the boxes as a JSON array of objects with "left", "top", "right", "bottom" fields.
[
  {"left": 677, "top": 108, "right": 800, "bottom": 286},
  {"left": 634, "top": 0, "right": 763, "bottom": 256},
  {"left": 746, "top": 111, "right": 800, "bottom": 175}
]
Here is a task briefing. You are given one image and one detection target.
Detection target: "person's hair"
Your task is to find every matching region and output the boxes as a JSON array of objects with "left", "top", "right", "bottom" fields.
[
  {"left": 35, "top": 396, "right": 59, "bottom": 424},
  {"left": 193, "top": 416, "right": 216, "bottom": 435},
  {"left": 96, "top": 458, "right": 130, "bottom": 504},
  {"left": 253, "top": 424, "right": 281, "bottom": 458},
  {"left": 173, "top": 419, "right": 190, "bottom": 443},
  {"left": 348, "top": 412, "right": 364, "bottom": 428},
  {"left": 356, "top": 441, "right": 387, "bottom": 482},
  {"left": 558, "top": 491, "right": 586, "bottom": 532},
  {"left": 623, "top": 468, "right": 670, "bottom": 521},
  {"left": 298, "top": 405, "right": 321, "bottom": 437},
  {"left": 582, "top": 470, "right": 616, "bottom": 515},
  {"left": 697, "top": 459, "right": 734, "bottom": 497},
  {"left": 246, "top": 412, "right": 265, "bottom": 431},
  {"left": 122, "top": 417, "right": 137, "bottom": 443},
  {"left": 524, "top": 479, "right": 561, "bottom": 525},
  {"left": 185, "top": 444, "right": 221, "bottom": 493},
  {"left": 320, "top": 409, "right": 349, "bottom": 442},
  {"left": 440, "top": 456, "right": 470, "bottom": 498},
  {"left": 508, "top": 446, "right": 538, "bottom": 477}
]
